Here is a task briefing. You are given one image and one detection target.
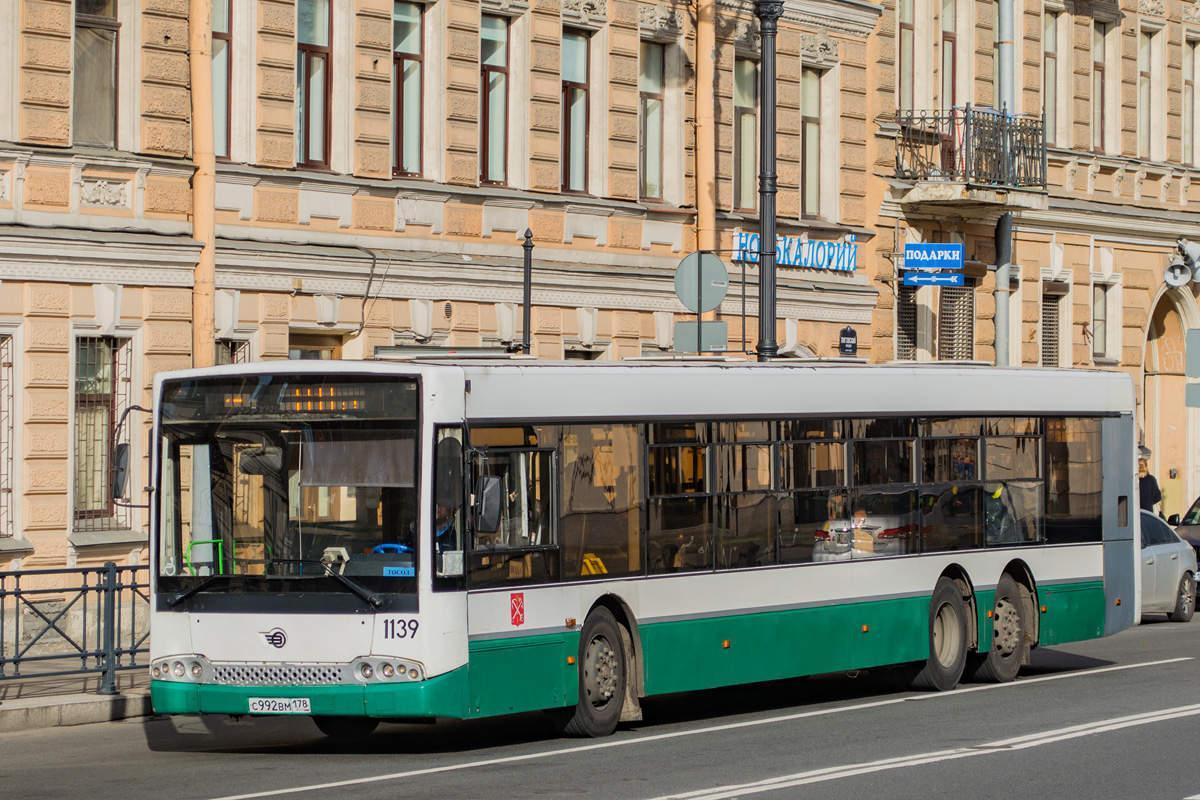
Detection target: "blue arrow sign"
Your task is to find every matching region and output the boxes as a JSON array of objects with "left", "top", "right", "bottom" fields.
[
  {"left": 904, "top": 243, "right": 964, "bottom": 269},
  {"left": 904, "top": 272, "right": 964, "bottom": 286}
]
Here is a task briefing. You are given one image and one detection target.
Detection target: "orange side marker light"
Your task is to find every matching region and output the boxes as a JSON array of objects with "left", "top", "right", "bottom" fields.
[{"left": 722, "top": 640, "right": 731, "bottom": 649}]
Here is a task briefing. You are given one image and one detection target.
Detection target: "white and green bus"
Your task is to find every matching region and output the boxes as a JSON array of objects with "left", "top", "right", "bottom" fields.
[{"left": 149, "top": 359, "right": 1137, "bottom": 738}]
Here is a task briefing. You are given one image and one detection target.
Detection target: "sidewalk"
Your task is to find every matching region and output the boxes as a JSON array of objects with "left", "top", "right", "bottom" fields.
[{"left": 0, "top": 665, "right": 152, "bottom": 733}]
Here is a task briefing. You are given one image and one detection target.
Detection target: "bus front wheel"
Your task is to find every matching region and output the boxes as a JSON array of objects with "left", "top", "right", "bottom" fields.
[
  {"left": 904, "top": 577, "right": 968, "bottom": 692},
  {"left": 552, "top": 606, "right": 626, "bottom": 738}
]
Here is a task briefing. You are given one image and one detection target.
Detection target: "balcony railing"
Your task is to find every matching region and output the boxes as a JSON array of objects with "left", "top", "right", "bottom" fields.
[{"left": 896, "top": 106, "right": 1046, "bottom": 190}]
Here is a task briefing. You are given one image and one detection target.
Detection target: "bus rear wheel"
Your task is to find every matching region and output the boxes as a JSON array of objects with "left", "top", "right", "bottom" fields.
[
  {"left": 967, "top": 573, "right": 1027, "bottom": 682},
  {"left": 552, "top": 606, "right": 626, "bottom": 738},
  {"left": 905, "top": 577, "right": 968, "bottom": 692},
  {"left": 312, "top": 716, "right": 380, "bottom": 739}
]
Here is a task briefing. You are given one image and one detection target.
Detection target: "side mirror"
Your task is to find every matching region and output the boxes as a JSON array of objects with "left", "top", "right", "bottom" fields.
[
  {"left": 110, "top": 442, "right": 129, "bottom": 499},
  {"left": 473, "top": 475, "right": 501, "bottom": 534},
  {"left": 1168, "top": 514, "right": 1181, "bottom": 527}
]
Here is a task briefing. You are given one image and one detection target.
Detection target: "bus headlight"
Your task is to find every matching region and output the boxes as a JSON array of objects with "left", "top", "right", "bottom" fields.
[
  {"left": 172, "top": 661, "right": 185, "bottom": 678},
  {"left": 381, "top": 663, "right": 395, "bottom": 678},
  {"left": 359, "top": 663, "right": 374, "bottom": 679},
  {"left": 190, "top": 662, "right": 203, "bottom": 678}
]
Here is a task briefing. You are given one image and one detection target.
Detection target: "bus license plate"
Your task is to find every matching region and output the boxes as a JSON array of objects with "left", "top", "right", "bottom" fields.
[{"left": 248, "top": 697, "right": 311, "bottom": 714}]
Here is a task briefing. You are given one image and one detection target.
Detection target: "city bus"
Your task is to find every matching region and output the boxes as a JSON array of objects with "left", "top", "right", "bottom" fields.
[{"left": 148, "top": 359, "right": 1138, "bottom": 738}]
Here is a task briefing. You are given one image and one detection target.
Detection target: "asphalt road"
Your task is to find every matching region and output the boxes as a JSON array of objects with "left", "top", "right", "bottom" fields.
[{"left": 4, "top": 614, "right": 1200, "bottom": 800}]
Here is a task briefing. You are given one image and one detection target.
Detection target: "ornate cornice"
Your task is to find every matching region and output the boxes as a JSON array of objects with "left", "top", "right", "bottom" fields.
[{"left": 1139, "top": 0, "right": 1164, "bottom": 17}]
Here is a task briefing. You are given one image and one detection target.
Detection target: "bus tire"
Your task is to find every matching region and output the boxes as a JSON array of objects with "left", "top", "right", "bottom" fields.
[
  {"left": 1168, "top": 573, "right": 1195, "bottom": 622},
  {"left": 312, "top": 716, "right": 380, "bottom": 739},
  {"left": 907, "top": 577, "right": 968, "bottom": 691},
  {"left": 554, "top": 606, "right": 626, "bottom": 738},
  {"left": 968, "top": 573, "right": 1027, "bottom": 683}
]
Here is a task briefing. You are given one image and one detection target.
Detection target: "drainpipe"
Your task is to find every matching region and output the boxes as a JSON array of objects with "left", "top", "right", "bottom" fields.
[
  {"left": 696, "top": 0, "right": 717, "bottom": 323},
  {"left": 190, "top": 0, "right": 217, "bottom": 368},
  {"left": 994, "top": 211, "right": 1012, "bottom": 366},
  {"left": 997, "top": 0, "right": 1014, "bottom": 116},
  {"left": 994, "top": 0, "right": 1015, "bottom": 366}
]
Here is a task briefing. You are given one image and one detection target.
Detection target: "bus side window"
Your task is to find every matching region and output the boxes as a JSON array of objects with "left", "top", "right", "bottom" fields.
[{"left": 468, "top": 449, "right": 559, "bottom": 587}]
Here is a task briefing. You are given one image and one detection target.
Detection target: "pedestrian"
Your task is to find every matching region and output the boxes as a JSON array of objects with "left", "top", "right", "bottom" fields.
[{"left": 1138, "top": 456, "right": 1162, "bottom": 515}]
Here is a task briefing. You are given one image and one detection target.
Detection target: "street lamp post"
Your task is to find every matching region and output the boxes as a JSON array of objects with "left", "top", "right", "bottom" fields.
[{"left": 754, "top": 0, "right": 784, "bottom": 362}]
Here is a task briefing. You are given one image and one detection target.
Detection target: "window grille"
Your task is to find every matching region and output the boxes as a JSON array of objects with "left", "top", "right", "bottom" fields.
[
  {"left": 1041, "top": 294, "right": 1060, "bottom": 367},
  {"left": 937, "top": 285, "right": 975, "bottom": 360},
  {"left": 74, "top": 337, "right": 133, "bottom": 531},
  {"left": 896, "top": 286, "right": 917, "bottom": 360},
  {"left": 0, "top": 334, "right": 13, "bottom": 538}
]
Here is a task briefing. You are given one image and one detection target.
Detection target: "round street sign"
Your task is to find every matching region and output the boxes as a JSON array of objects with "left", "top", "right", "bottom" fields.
[{"left": 674, "top": 252, "right": 729, "bottom": 313}]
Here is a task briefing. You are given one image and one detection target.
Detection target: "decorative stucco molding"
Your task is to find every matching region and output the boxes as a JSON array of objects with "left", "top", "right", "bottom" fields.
[
  {"left": 562, "top": 0, "right": 607, "bottom": 27},
  {"left": 1139, "top": 0, "right": 1165, "bottom": 16},
  {"left": 640, "top": 2, "right": 684, "bottom": 39},
  {"left": 80, "top": 180, "right": 130, "bottom": 208},
  {"left": 801, "top": 30, "right": 839, "bottom": 65}
]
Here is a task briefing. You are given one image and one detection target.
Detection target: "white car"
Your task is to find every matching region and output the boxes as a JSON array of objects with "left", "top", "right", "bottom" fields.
[{"left": 1140, "top": 509, "right": 1197, "bottom": 622}]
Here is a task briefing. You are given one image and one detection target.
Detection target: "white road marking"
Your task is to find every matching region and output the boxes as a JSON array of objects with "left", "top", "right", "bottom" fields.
[
  {"left": 204, "top": 656, "right": 1193, "bottom": 800},
  {"left": 652, "top": 703, "right": 1200, "bottom": 800}
]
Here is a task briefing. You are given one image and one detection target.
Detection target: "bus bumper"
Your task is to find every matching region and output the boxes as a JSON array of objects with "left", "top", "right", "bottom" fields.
[{"left": 150, "top": 666, "right": 469, "bottom": 719}]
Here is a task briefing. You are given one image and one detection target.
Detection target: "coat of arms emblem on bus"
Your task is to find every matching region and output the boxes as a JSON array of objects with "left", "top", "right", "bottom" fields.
[{"left": 510, "top": 593, "right": 524, "bottom": 627}]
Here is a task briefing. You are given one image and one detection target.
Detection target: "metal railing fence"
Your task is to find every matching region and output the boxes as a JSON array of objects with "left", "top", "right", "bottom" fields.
[
  {"left": 0, "top": 563, "right": 149, "bottom": 695},
  {"left": 895, "top": 106, "right": 1047, "bottom": 189}
]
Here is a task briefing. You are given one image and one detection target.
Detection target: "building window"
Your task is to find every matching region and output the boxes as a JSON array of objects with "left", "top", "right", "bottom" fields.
[
  {"left": 639, "top": 41, "right": 665, "bottom": 201},
  {"left": 562, "top": 29, "right": 590, "bottom": 193},
  {"left": 734, "top": 58, "right": 757, "bottom": 211},
  {"left": 296, "top": 0, "right": 332, "bottom": 169},
  {"left": 73, "top": 0, "right": 119, "bottom": 148},
  {"left": 1186, "top": 40, "right": 1196, "bottom": 166},
  {"left": 1091, "top": 284, "right": 1108, "bottom": 360},
  {"left": 1043, "top": 11, "right": 1057, "bottom": 146},
  {"left": 393, "top": 2, "right": 422, "bottom": 177},
  {"left": 1041, "top": 292, "right": 1061, "bottom": 367},
  {"left": 213, "top": 0, "right": 231, "bottom": 159},
  {"left": 288, "top": 334, "right": 341, "bottom": 360},
  {"left": 0, "top": 334, "right": 12, "bottom": 539},
  {"left": 481, "top": 15, "right": 509, "bottom": 184},
  {"left": 1092, "top": 22, "right": 1105, "bottom": 153},
  {"left": 801, "top": 67, "right": 821, "bottom": 218},
  {"left": 937, "top": 285, "right": 974, "bottom": 360},
  {"left": 896, "top": 285, "right": 918, "bottom": 361},
  {"left": 215, "top": 339, "right": 250, "bottom": 365},
  {"left": 74, "top": 337, "right": 133, "bottom": 531},
  {"left": 940, "top": 0, "right": 956, "bottom": 109},
  {"left": 899, "top": 0, "right": 914, "bottom": 109},
  {"left": 1138, "top": 30, "right": 1152, "bottom": 159}
]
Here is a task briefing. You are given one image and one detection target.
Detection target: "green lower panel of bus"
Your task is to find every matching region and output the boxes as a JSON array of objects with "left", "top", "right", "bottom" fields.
[
  {"left": 1036, "top": 581, "right": 1106, "bottom": 645},
  {"left": 639, "top": 595, "right": 932, "bottom": 696},
  {"left": 151, "top": 580, "right": 1107, "bottom": 720}
]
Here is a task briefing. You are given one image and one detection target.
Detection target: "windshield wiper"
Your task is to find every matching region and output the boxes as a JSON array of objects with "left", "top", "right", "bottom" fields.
[
  {"left": 265, "top": 558, "right": 383, "bottom": 608},
  {"left": 167, "top": 574, "right": 232, "bottom": 608}
]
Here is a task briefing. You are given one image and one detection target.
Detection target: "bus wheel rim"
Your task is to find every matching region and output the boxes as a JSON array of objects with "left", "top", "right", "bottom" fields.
[
  {"left": 932, "top": 602, "right": 961, "bottom": 666},
  {"left": 584, "top": 635, "right": 618, "bottom": 708},
  {"left": 993, "top": 597, "right": 1020, "bottom": 657}
]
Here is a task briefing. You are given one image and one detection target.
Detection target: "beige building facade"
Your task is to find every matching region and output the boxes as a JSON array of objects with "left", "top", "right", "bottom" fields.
[
  {"left": 869, "top": 0, "right": 1200, "bottom": 518},
  {"left": 0, "top": 0, "right": 883, "bottom": 568}
]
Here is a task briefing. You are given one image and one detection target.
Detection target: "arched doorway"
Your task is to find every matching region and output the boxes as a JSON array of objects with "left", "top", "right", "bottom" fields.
[{"left": 1143, "top": 287, "right": 1200, "bottom": 519}]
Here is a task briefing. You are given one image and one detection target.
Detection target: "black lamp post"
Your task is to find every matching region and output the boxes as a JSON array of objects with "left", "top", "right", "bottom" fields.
[
  {"left": 521, "top": 228, "right": 533, "bottom": 354},
  {"left": 754, "top": 0, "right": 784, "bottom": 362}
]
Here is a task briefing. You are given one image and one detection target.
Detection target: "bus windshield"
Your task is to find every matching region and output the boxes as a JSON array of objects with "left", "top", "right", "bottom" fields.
[{"left": 155, "top": 374, "right": 421, "bottom": 601}]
